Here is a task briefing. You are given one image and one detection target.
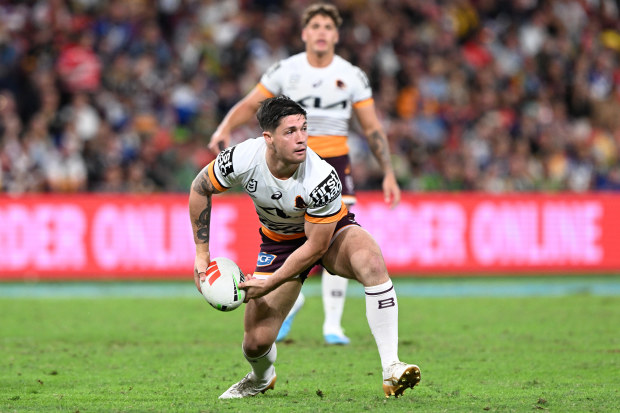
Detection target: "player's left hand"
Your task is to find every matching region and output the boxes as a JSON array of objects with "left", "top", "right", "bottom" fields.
[
  {"left": 239, "top": 275, "right": 275, "bottom": 302},
  {"left": 383, "top": 172, "right": 401, "bottom": 208}
]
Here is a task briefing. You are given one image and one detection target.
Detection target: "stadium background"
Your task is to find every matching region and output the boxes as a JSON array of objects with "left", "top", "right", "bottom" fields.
[{"left": 1, "top": 0, "right": 620, "bottom": 279}]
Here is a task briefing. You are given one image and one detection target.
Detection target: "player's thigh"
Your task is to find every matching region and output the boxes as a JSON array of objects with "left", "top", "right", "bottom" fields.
[
  {"left": 322, "top": 226, "right": 389, "bottom": 286},
  {"left": 243, "top": 279, "right": 302, "bottom": 349}
]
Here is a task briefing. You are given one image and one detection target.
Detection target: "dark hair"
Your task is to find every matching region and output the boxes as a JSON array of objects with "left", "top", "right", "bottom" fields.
[
  {"left": 256, "top": 96, "right": 307, "bottom": 132},
  {"left": 301, "top": 3, "right": 342, "bottom": 28}
]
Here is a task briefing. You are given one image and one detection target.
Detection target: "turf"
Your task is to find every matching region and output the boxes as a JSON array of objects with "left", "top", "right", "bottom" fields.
[{"left": 1, "top": 279, "right": 618, "bottom": 412}]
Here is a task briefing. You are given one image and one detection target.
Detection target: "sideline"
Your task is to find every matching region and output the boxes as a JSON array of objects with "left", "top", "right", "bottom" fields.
[{"left": 1, "top": 276, "right": 619, "bottom": 298}]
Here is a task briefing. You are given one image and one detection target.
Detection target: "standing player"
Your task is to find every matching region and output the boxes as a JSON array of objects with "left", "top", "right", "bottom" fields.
[
  {"left": 191, "top": 96, "right": 419, "bottom": 399},
  {"left": 208, "top": 3, "right": 401, "bottom": 345}
]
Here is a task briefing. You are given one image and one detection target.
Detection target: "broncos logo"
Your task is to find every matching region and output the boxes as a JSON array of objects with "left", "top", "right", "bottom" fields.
[{"left": 295, "top": 196, "right": 308, "bottom": 209}]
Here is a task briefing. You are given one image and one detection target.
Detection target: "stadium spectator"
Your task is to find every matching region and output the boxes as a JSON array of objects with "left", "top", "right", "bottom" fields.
[{"left": 0, "top": 0, "right": 619, "bottom": 194}]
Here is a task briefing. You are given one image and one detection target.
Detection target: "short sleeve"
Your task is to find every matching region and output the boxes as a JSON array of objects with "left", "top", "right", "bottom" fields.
[
  {"left": 305, "top": 170, "right": 345, "bottom": 222},
  {"left": 350, "top": 66, "right": 373, "bottom": 105},
  {"left": 258, "top": 60, "right": 284, "bottom": 96},
  {"left": 208, "top": 145, "right": 238, "bottom": 191}
]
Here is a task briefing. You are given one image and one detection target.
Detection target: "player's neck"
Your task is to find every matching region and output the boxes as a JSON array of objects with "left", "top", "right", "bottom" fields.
[
  {"left": 306, "top": 50, "right": 334, "bottom": 68},
  {"left": 266, "top": 155, "right": 299, "bottom": 180}
]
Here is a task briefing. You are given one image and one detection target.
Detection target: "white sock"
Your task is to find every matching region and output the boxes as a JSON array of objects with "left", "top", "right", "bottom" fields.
[
  {"left": 322, "top": 270, "right": 348, "bottom": 336},
  {"left": 365, "top": 279, "right": 399, "bottom": 371},
  {"left": 243, "top": 343, "right": 277, "bottom": 384}
]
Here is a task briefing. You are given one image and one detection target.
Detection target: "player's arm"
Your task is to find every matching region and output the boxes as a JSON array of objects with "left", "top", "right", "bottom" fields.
[
  {"left": 189, "top": 165, "right": 223, "bottom": 292},
  {"left": 353, "top": 102, "right": 401, "bottom": 208},
  {"left": 240, "top": 220, "right": 337, "bottom": 301},
  {"left": 207, "top": 86, "right": 270, "bottom": 153}
]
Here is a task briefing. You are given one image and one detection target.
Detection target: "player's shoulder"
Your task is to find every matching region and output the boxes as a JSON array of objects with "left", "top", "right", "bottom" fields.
[
  {"left": 280, "top": 52, "right": 308, "bottom": 71},
  {"left": 215, "top": 138, "right": 264, "bottom": 178},
  {"left": 332, "top": 54, "right": 362, "bottom": 71},
  {"left": 332, "top": 54, "right": 371, "bottom": 92},
  {"left": 304, "top": 147, "right": 333, "bottom": 175},
  {"left": 265, "top": 52, "right": 306, "bottom": 75},
  {"left": 302, "top": 149, "right": 342, "bottom": 207}
]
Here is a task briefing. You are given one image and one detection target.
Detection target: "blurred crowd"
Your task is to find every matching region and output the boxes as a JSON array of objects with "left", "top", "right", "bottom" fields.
[{"left": 0, "top": 0, "right": 619, "bottom": 194}]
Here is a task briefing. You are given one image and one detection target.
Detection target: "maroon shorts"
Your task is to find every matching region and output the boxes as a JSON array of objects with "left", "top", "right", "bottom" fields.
[
  {"left": 254, "top": 212, "right": 359, "bottom": 282},
  {"left": 325, "top": 155, "right": 355, "bottom": 204}
]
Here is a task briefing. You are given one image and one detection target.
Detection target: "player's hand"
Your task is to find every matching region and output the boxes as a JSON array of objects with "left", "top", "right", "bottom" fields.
[
  {"left": 239, "top": 275, "right": 274, "bottom": 302},
  {"left": 193, "top": 254, "right": 211, "bottom": 293},
  {"left": 208, "top": 130, "right": 230, "bottom": 154},
  {"left": 383, "top": 172, "right": 401, "bottom": 208}
]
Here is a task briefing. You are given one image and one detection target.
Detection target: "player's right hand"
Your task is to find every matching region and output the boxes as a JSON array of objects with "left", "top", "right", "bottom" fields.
[
  {"left": 193, "top": 254, "right": 211, "bottom": 293},
  {"left": 207, "top": 130, "right": 230, "bottom": 154}
]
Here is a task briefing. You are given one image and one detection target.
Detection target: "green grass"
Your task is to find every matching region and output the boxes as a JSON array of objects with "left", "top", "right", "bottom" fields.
[{"left": 1, "top": 279, "right": 618, "bottom": 412}]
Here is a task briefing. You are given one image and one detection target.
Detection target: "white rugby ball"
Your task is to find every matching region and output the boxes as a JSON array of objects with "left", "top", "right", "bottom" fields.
[{"left": 200, "top": 257, "right": 246, "bottom": 312}]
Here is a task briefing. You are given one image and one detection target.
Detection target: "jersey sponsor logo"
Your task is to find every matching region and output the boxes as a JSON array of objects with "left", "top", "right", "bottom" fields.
[
  {"left": 271, "top": 191, "right": 282, "bottom": 200},
  {"left": 312, "top": 80, "right": 323, "bottom": 88},
  {"left": 257, "top": 252, "right": 276, "bottom": 267},
  {"left": 246, "top": 179, "right": 258, "bottom": 193},
  {"left": 309, "top": 170, "right": 341, "bottom": 207},
  {"left": 257, "top": 205, "right": 290, "bottom": 218},
  {"left": 297, "top": 96, "right": 348, "bottom": 110},
  {"left": 217, "top": 146, "right": 236, "bottom": 177}
]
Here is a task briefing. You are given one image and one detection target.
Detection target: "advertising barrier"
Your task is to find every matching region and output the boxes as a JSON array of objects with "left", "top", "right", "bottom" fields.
[{"left": 0, "top": 192, "right": 618, "bottom": 279}]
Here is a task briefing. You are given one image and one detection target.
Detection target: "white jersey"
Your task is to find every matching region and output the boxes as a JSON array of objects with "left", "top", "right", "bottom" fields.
[
  {"left": 207, "top": 138, "right": 347, "bottom": 241},
  {"left": 258, "top": 52, "right": 373, "bottom": 158}
]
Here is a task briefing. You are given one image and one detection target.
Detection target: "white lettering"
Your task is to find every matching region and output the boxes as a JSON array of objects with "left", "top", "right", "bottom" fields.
[
  {"left": 354, "top": 202, "right": 466, "bottom": 266},
  {"left": 91, "top": 203, "right": 238, "bottom": 270},
  {"left": 471, "top": 201, "right": 603, "bottom": 265},
  {"left": 0, "top": 204, "right": 86, "bottom": 270},
  {"left": 0, "top": 205, "right": 29, "bottom": 268},
  {"left": 542, "top": 202, "right": 602, "bottom": 264}
]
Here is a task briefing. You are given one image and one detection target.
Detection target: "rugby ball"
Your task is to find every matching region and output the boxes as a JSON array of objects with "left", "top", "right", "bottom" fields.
[{"left": 200, "top": 257, "right": 246, "bottom": 312}]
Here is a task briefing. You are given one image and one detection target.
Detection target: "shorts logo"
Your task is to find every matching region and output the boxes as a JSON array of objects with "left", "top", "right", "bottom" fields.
[
  {"left": 309, "top": 170, "right": 341, "bottom": 207},
  {"left": 257, "top": 252, "right": 276, "bottom": 267},
  {"left": 378, "top": 298, "right": 395, "bottom": 309},
  {"left": 217, "top": 146, "right": 235, "bottom": 177}
]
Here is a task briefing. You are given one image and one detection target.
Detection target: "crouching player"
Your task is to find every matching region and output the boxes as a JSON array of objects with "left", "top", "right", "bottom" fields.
[{"left": 189, "top": 96, "right": 420, "bottom": 398}]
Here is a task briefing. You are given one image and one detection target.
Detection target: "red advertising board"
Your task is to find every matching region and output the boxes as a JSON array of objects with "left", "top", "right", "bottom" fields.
[
  {"left": 1, "top": 192, "right": 619, "bottom": 279},
  {"left": 0, "top": 193, "right": 259, "bottom": 279},
  {"left": 353, "top": 193, "right": 619, "bottom": 274}
]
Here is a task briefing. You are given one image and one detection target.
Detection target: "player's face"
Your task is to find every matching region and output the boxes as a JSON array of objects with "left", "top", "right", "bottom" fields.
[
  {"left": 302, "top": 14, "right": 339, "bottom": 56},
  {"left": 267, "top": 114, "right": 308, "bottom": 165}
]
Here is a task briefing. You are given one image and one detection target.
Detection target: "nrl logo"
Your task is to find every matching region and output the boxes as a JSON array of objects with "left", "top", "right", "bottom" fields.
[{"left": 246, "top": 179, "right": 257, "bottom": 193}]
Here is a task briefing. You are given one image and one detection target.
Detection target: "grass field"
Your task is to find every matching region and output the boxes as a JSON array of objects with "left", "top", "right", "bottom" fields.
[{"left": 1, "top": 277, "right": 619, "bottom": 412}]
